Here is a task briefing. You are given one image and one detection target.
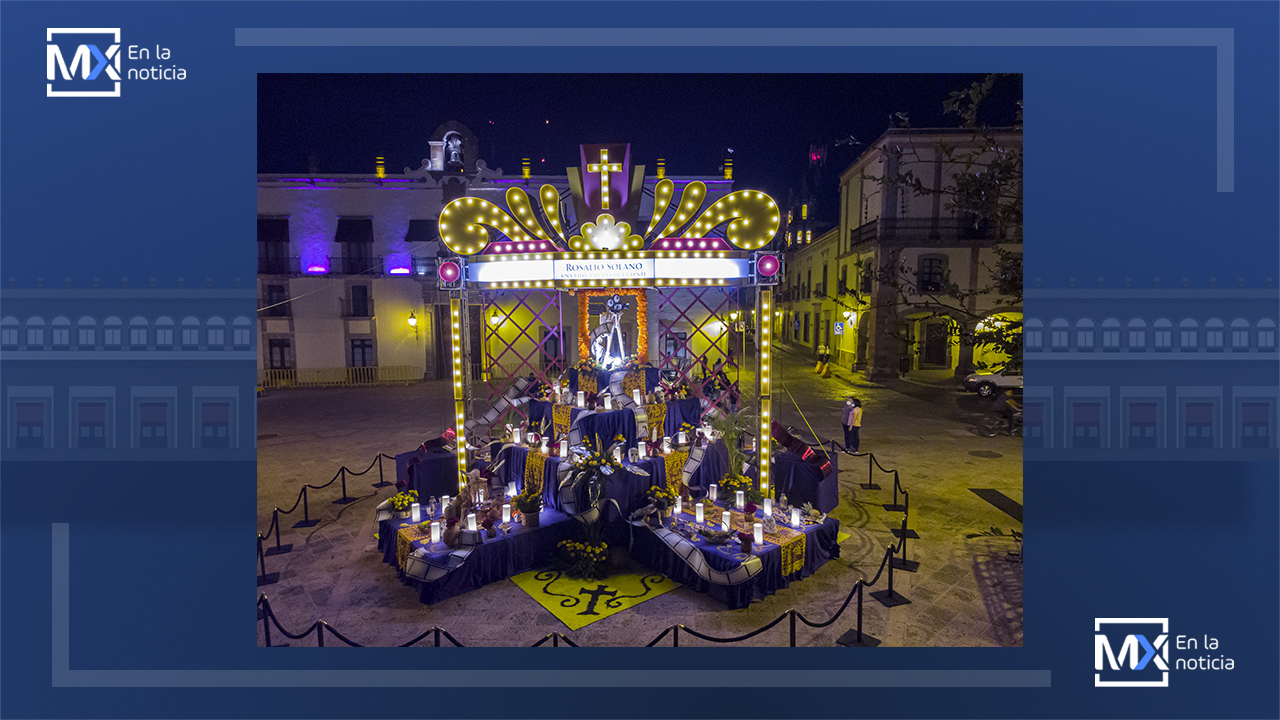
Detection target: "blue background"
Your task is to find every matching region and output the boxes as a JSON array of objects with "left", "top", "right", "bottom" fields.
[{"left": 3, "top": 2, "right": 1278, "bottom": 718}]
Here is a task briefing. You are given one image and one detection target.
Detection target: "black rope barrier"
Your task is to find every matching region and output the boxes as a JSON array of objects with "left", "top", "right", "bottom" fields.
[
  {"left": 263, "top": 511, "right": 292, "bottom": 557},
  {"left": 304, "top": 468, "right": 342, "bottom": 491},
  {"left": 333, "top": 467, "right": 357, "bottom": 505},
  {"left": 293, "top": 486, "right": 319, "bottom": 528},
  {"left": 371, "top": 453, "right": 392, "bottom": 489},
  {"left": 256, "top": 534, "right": 279, "bottom": 586}
]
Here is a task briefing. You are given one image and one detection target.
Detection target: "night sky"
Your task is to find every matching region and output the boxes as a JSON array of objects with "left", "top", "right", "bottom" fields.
[{"left": 258, "top": 73, "right": 1020, "bottom": 226}]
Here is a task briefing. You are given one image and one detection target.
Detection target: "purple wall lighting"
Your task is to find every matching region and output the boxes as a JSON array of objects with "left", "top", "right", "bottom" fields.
[
  {"left": 305, "top": 263, "right": 328, "bottom": 275},
  {"left": 386, "top": 253, "right": 412, "bottom": 275}
]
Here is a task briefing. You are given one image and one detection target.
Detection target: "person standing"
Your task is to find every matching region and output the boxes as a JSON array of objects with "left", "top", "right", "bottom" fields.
[
  {"left": 842, "top": 397, "right": 863, "bottom": 453},
  {"left": 816, "top": 342, "right": 828, "bottom": 373}
]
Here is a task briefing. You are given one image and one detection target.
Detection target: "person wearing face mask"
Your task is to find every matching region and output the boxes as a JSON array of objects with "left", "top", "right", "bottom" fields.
[{"left": 842, "top": 396, "right": 863, "bottom": 453}]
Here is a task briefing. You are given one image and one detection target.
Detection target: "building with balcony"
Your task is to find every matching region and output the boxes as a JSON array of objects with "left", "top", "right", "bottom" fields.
[
  {"left": 258, "top": 124, "right": 738, "bottom": 388},
  {"left": 826, "top": 127, "right": 1023, "bottom": 379}
]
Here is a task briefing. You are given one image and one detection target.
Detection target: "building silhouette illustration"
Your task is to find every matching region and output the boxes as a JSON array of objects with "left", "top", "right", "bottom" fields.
[
  {"left": 1, "top": 277, "right": 256, "bottom": 461},
  {"left": 1024, "top": 276, "right": 1278, "bottom": 459}
]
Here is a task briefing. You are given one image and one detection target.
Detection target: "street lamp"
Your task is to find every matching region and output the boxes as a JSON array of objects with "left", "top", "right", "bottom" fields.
[{"left": 408, "top": 311, "right": 418, "bottom": 339}]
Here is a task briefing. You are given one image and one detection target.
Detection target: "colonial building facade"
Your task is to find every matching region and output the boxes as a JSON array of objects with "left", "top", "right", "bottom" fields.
[
  {"left": 780, "top": 127, "right": 1023, "bottom": 378},
  {"left": 258, "top": 123, "right": 738, "bottom": 387}
]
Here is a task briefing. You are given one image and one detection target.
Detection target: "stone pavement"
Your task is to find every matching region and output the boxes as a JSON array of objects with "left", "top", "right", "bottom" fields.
[{"left": 256, "top": 350, "right": 1022, "bottom": 647}]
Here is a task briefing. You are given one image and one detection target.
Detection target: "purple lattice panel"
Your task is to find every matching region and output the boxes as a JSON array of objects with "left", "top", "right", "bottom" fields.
[
  {"left": 655, "top": 287, "right": 741, "bottom": 417},
  {"left": 480, "top": 289, "right": 565, "bottom": 432}
]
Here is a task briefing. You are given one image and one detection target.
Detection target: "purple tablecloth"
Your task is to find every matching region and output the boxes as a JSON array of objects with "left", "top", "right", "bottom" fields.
[
  {"left": 773, "top": 446, "right": 839, "bottom": 514},
  {"left": 630, "top": 505, "right": 841, "bottom": 609}
]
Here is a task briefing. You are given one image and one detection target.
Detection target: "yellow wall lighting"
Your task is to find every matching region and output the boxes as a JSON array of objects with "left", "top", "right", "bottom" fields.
[{"left": 450, "top": 298, "right": 468, "bottom": 490}]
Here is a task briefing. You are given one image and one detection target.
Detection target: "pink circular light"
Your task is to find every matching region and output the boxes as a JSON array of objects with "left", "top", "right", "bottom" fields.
[
  {"left": 438, "top": 261, "right": 460, "bottom": 282},
  {"left": 757, "top": 255, "right": 780, "bottom": 277}
]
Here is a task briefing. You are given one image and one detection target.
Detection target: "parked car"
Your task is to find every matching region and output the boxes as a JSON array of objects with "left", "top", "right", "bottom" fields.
[{"left": 963, "top": 364, "right": 1023, "bottom": 397}]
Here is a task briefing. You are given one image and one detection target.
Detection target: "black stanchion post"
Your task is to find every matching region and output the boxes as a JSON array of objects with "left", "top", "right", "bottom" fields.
[
  {"left": 673, "top": 625, "right": 680, "bottom": 647},
  {"left": 891, "top": 512, "right": 920, "bottom": 572},
  {"left": 789, "top": 610, "right": 797, "bottom": 647},
  {"left": 265, "top": 510, "right": 293, "bottom": 556},
  {"left": 261, "top": 601, "right": 272, "bottom": 647},
  {"left": 256, "top": 534, "right": 279, "bottom": 586},
  {"left": 316, "top": 622, "right": 325, "bottom": 647},
  {"left": 882, "top": 470, "right": 906, "bottom": 512},
  {"left": 294, "top": 486, "right": 319, "bottom": 528},
  {"left": 860, "top": 453, "right": 880, "bottom": 490},
  {"left": 871, "top": 546, "right": 910, "bottom": 607},
  {"left": 434, "top": 627, "right": 441, "bottom": 647},
  {"left": 837, "top": 582, "right": 882, "bottom": 647},
  {"left": 334, "top": 467, "right": 358, "bottom": 505},
  {"left": 553, "top": 633, "right": 560, "bottom": 648},
  {"left": 371, "top": 454, "right": 392, "bottom": 489}
]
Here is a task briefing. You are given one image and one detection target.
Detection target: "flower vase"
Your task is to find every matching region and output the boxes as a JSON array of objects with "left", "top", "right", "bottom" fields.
[
  {"left": 740, "top": 536, "right": 752, "bottom": 554},
  {"left": 523, "top": 510, "right": 541, "bottom": 528}
]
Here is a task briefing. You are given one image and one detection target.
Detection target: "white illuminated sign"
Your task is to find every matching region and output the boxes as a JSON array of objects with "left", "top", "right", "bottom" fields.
[
  {"left": 555, "top": 258, "right": 653, "bottom": 281},
  {"left": 467, "top": 256, "right": 750, "bottom": 283}
]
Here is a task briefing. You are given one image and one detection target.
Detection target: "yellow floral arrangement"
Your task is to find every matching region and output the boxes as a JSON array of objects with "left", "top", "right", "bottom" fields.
[
  {"left": 389, "top": 490, "right": 419, "bottom": 511},
  {"left": 557, "top": 539, "right": 610, "bottom": 579}
]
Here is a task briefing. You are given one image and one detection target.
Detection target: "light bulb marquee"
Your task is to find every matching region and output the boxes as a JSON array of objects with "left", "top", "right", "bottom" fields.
[{"left": 439, "top": 158, "right": 779, "bottom": 259}]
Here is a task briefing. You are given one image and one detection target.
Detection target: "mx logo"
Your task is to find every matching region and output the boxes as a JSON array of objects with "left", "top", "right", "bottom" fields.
[
  {"left": 47, "top": 28, "right": 121, "bottom": 97},
  {"left": 1094, "top": 618, "right": 1170, "bottom": 687}
]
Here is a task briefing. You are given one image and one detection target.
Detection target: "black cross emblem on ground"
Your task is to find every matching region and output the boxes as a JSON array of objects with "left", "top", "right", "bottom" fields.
[{"left": 576, "top": 584, "right": 618, "bottom": 615}]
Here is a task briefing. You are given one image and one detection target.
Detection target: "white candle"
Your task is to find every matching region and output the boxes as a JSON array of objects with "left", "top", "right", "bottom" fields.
[
  {"left": 791, "top": 508, "right": 802, "bottom": 529},
  {"left": 695, "top": 503, "right": 704, "bottom": 524},
  {"left": 502, "top": 503, "right": 511, "bottom": 523},
  {"left": 513, "top": 430, "right": 522, "bottom": 446},
  {"left": 677, "top": 431, "right": 687, "bottom": 445},
  {"left": 430, "top": 521, "right": 441, "bottom": 543},
  {"left": 632, "top": 389, "right": 642, "bottom": 405},
  {"left": 441, "top": 495, "right": 450, "bottom": 515},
  {"left": 540, "top": 439, "right": 549, "bottom": 455},
  {"left": 613, "top": 446, "right": 622, "bottom": 463},
  {"left": 466, "top": 513, "right": 477, "bottom": 532},
  {"left": 721, "top": 511, "right": 731, "bottom": 532},
  {"left": 753, "top": 522, "right": 764, "bottom": 545},
  {"left": 675, "top": 497, "right": 682, "bottom": 516},
  {"left": 477, "top": 488, "right": 485, "bottom": 505},
  {"left": 735, "top": 491, "right": 745, "bottom": 510},
  {"left": 662, "top": 436, "right": 671, "bottom": 453},
  {"left": 559, "top": 439, "right": 568, "bottom": 457},
  {"left": 507, "top": 482, "right": 517, "bottom": 497},
  {"left": 638, "top": 441, "right": 647, "bottom": 458},
  {"left": 764, "top": 498, "right": 773, "bottom": 516},
  {"left": 709, "top": 484, "right": 718, "bottom": 503},
  {"left": 604, "top": 395, "right": 613, "bottom": 411},
  {"left": 576, "top": 391, "right": 585, "bottom": 408},
  {"left": 410, "top": 502, "right": 421, "bottom": 523}
]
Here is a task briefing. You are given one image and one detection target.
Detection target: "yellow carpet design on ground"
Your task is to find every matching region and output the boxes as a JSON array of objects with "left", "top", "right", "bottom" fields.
[{"left": 510, "top": 569, "right": 682, "bottom": 631}]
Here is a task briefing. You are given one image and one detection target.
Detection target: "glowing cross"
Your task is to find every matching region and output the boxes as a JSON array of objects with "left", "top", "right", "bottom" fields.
[{"left": 587, "top": 149, "right": 623, "bottom": 210}]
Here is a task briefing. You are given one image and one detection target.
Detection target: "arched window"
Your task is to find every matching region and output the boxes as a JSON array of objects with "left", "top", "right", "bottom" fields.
[
  {"left": 232, "top": 317, "right": 252, "bottom": 348},
  {"left": 1075, "top": 318, "right": 1095, "bottom": 350},
  {"left": 155, "top": 316, "right": 174, "bottom": 348},
  {"left": 51, "top": 317, "right": 71, "bottom": 348},
  {"left": 1205, "top": 318, "right": 1225, "bottom": 351},
  {"left": 1153, "top": 318, "right": 1173, "bottom": 351},
  {"left": 1259, "top": 318, "right": 1277, "bottom": 350},
  {"left": 129, "top": 316, "right": 149, "bottom": 348},
  {"left": 1050, "top": 319, "right": 1069, "bottom": 350},
  {"left": 1024, "top": 318, "right": 1044, "bottom": 350},
  {"left": 103, "top": 317, "right": 123, "bottom": 348},
  {"left": 1101, "top": 318, "right": 1121, "bottom": 350},
  {"left": 1231, "top": 318, "right": 1251, "bottom": 350},
  {"left": 25, "top": 316, "right": 45, "bottom": 348},
  {"left": 207, "top": 316, "right": 226, "bottom": 349},
  {"left": 181, "top": 317, "right": 201, "bottom": 348},
  {"left": 1179, "top": 318, "right": 1199, "bottom": 351},
  {"left": 1127, "top": 318, "right": 1148, "bottom": 350},
  {"left": 1, "top": 317, "right": 18, "bottom": 348},
  {"left": 77, "top": 316, "right": 97, "bottom": 348}
]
